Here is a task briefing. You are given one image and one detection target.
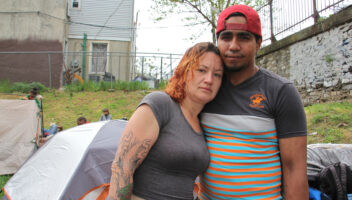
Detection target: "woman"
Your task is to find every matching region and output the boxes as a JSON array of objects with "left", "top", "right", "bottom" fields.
[{"left": 109, "top": 42, "right": 223, "bottom": 200}]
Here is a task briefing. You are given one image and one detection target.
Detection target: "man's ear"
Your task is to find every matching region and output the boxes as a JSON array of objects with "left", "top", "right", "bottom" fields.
[{"left": 256, "top": 38, "right": 262, "bottom": 51}]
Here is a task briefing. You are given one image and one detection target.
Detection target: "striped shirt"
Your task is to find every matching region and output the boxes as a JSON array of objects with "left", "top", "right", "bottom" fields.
[{"left": 198, "top": 68, "right": 307, "bottom": 200}]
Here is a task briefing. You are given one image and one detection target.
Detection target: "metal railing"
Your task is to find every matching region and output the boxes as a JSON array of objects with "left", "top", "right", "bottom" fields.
[{"left": 257, "top": 0, "right": 351, "bottom": 46}]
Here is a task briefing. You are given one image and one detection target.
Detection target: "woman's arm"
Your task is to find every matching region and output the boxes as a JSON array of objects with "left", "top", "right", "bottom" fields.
[{"left": 109, "top": 105, "right": 159, "bottom": 200}]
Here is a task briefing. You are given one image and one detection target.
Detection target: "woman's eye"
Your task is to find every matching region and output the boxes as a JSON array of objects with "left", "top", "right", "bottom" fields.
[
  {"left": 214, "top": 73, "right": 222, "bottom": 78},
  {"left": 197, "top": 69, "right": 206, "bottom": 73}
]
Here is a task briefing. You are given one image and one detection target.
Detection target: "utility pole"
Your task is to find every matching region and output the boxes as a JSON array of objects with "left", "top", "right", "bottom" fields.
[{"left": 133, "top": 11, "right": 139, "bottom": 80}]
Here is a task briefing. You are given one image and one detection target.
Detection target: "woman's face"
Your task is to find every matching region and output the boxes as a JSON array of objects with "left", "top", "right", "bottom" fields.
[{"left": 185, "top": 52, "right": 223, "bottom": 105}]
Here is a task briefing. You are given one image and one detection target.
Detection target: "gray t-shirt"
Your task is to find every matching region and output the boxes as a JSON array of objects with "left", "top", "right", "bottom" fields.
[
  {"left": 133, "top": 91, "right": 210, "bottom": 200},
  {"left": 99, "top": 114, "right": 112, "bottom": 121}
]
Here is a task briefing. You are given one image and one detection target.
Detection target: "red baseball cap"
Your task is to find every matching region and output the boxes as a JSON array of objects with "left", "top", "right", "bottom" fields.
[{"left": 216, "top": 4, "right": 262, "bottom": 37}]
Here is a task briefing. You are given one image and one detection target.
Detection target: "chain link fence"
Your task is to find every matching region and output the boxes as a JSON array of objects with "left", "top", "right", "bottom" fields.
[{"left": 0, "top": 51, "right": 183, "bottom": 88}]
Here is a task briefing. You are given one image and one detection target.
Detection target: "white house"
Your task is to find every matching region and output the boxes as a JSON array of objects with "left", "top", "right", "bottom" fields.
[{"left": 66, "top": 0, "right": 135, "bottom": 82}]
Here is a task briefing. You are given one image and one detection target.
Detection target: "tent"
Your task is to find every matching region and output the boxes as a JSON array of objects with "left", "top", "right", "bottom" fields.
[
  {"left": 4, "top": 116, "right": 351, "bottom": 199},
  {"left": 2, "top": 119, "right": 127, "bottom": 200},
  {"left": 0, "top": 100, "right": 41, "bottom": 175}
]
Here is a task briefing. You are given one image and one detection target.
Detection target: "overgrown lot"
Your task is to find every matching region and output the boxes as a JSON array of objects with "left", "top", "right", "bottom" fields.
[
  {"left": 1, "top": 86, "right": 352, "bottom": 196},
  {"left": 1, "top": 90, "right": 351, "bottom": 140}
]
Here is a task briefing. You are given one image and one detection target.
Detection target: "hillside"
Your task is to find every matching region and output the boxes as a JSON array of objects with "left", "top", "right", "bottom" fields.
[{"left": 1, "top": 90, "right": 351, "bottom": 143}]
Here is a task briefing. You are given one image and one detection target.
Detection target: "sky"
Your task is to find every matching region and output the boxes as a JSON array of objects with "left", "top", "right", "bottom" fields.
[
  {"left": 133, "top": 0, "right": 352, "bottom": 54},
  {"left": 133, "top": 0, "right": 212, "bottom": 55}
]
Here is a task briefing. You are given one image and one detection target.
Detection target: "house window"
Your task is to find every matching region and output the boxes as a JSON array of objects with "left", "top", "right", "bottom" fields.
[
  {"left": 91, "top": 43, "right": 108, "bottom": 73},
  {"left": 72, "top": 0, "right": 81, "bottom": 9}
]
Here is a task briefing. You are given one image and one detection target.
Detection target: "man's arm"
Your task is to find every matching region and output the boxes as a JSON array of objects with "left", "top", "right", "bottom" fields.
[
  {"left": 109, "top": 105, "right": 159, "bottom": 200},
  {"left": 279, "top": 136, "right": 308, "bottom": 200}
]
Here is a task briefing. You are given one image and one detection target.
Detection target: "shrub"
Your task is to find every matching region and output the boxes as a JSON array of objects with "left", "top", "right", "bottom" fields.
[
  {"left": 0, "top": 80, "right": 12, "bottom": 93},
  {"left": 159, "top": 80, "right": 168, "bottom": 89},
  {"left": 64, "top": 80, "right": 149, "bottom": 92},
  {"left": 0, "top": 80, "right": 48, "bottom": 93}
]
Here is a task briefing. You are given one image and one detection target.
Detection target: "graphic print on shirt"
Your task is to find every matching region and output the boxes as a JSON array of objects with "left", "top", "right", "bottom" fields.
[{"left": 249, "top": 93, "right": 266, "bottom": 108}]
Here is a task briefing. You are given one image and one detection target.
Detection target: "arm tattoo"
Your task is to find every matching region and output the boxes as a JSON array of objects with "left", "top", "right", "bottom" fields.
[
  {"left": 131, "top": 139, "right": 152, "bottom": 167},
  {"left": 120, "top": 183, "right": 133, "bottom": 200},
  {"left": 110, "top": 130, "right": 153, "bottom": 199}
]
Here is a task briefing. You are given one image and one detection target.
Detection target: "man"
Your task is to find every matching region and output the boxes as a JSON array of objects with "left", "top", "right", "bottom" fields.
[
  {"left": 39, "top": 123, "right": 63, "bottom": 147},
  {"left": 99, "top": 108, "right": 112, "bottom": 121},
  {"left": 77, "top": 116, "right": 88, "bottom": 125},
  {"left": 43, "top": 123, "right": 63, "bottom": 137},
  {"left": 198, "top": 4, "right": 308, "bottom": 200},
  {"left": 20, "top": 87, "right": 41, "bottom": 109}
]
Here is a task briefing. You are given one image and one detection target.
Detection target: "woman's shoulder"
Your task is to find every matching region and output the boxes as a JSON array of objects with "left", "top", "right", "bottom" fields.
[
  {"left": 139, "top": 91, "right": 176, "bottom": 125},
  {"left": 143, "top": 91, "right": 172, "bottom": 103},
  {"left": 140, "top": 91, "right": 178, "bottom": 113}
]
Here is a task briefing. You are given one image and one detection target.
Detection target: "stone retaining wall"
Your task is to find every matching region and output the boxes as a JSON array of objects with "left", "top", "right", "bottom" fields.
[{"left": 256, "top": 6, "right": 352, "bottom": 106}]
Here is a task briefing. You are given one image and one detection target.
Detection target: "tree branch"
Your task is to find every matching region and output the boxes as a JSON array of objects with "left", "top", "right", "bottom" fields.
[{"left": 183, "top": 0, "right": 215, "bottom": 27}]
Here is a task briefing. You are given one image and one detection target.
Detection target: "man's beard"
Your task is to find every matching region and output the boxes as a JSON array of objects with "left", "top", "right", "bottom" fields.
[{"left": 224, "top": 64, "right": 245, "bottom": 72}]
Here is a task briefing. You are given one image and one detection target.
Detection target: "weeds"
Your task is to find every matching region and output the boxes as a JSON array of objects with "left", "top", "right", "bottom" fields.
[
  {"left": 159, "top": 80, "right": 168, "bottom": 90},
  {"left": 0, "top": 174, "right": 12, "bottom": 198},
  {"left": 64, "top": 80, "right": 149, "bottom": 92},
  {"left": 306, "top": 101, "right": 352, "bottom": 144},
  {"left": 0, "top": 80, "right": 48, "bottom": 93}
]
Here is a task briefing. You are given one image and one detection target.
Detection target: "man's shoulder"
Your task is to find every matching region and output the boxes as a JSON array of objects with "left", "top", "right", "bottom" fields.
[{"left": 259, "top": 68, "right": 292, "bottom": 85}]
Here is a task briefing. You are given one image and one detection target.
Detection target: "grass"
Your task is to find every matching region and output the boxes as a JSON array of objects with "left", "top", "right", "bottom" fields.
[
  {"left": 64, "top": 80, "right": 149, "bottom": 92},
  {"left": 0, "top": 175, "right": 11, "bottom": 196},
  {"left": 305, "top": 101, "right": 352, "bottom": 144},
  {"left": 0, "top": 90, "right": 150, "bottom": 129},
  {"left": 1, "top": 89, "right": 352, "bottom": 196}
]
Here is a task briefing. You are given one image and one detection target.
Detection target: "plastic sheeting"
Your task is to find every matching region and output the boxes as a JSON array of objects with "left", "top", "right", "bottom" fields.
[
  {"left": 0, "top": 100, "right": 40, "bottom": 175},
  {"left": 307, "top": 144, "right": 352, "bottom": 179}
]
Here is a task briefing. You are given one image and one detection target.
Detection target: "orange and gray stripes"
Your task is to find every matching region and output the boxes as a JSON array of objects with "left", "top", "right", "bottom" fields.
[{"left": 199, "top": 114, "right": 282, "bottom": 200}]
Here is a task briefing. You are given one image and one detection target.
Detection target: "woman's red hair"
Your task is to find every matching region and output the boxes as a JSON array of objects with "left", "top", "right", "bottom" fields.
[{"left": 165, "top": 42, "right": 220, "bottom": 103}]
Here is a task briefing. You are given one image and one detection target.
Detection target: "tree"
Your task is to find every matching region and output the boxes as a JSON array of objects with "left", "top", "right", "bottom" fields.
[{"left": 150, "top": 0, "right": 267, "bottom": 43}]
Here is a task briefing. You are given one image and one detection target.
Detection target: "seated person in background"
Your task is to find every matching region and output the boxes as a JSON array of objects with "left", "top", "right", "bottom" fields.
[
  {"left": 77, "top": 116, "right": 89, "bottom": 125},
  {"left": 43, "top": 123, "right": 63, "bottom": 137},
  {"left": 39, "top": 123, "right": 63, "bottom": 147},
  {"left": 99, "top": 108, "right": 112, "bottom": 121},
  {"left": 20, "top": 87, "right": 41, "bottom": 108}
]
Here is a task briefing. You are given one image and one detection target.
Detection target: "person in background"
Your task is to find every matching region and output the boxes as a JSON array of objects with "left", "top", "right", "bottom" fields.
[
  {"left": 99, "top": 108, "right": 112, "bottom": 121},
  {"left": 39, "top": 123, "right": 63, "bottom": 147},
  {"left": 77, "top": 116, "right": 89, "bottom": 126},
  {"left": 198, "top": 4, "right": 308, "bottom": 200},
  {"left": 43, "top": 123, "right": 63, "bottom": 137},
  {"left": 20, "top": 87, "right": 41, "bottom": 108},
  {"left": 109, "top": 42, "right": 224, "bottom": 200}
]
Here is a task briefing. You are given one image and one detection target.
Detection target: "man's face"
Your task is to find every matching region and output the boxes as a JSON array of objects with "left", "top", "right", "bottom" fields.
[
  {"left": 103, "top": 111, "right": 109, "bottom": 116},
  {"left": 77, "top": 120, "right": 85, "bottom": 125},
  {"left": 28, "top": 93, "right": 36, "bottom": 100},
  {"left": 217, "top": 16, "right": 261, "bottom": 72}
]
